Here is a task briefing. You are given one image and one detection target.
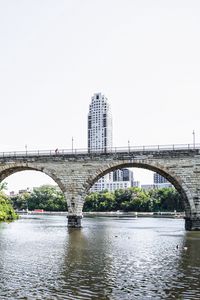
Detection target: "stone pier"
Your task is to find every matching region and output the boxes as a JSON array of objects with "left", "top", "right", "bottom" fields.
[
  {"left": 67, "top": 215, "right": 82, "bottom": 228},
  {"left": 185, "top": 216, "right": 200, "bottom": 231}
]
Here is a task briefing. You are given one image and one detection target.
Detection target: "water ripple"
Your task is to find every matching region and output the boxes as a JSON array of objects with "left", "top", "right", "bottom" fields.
[{"left": 0, "top": 216, "right": 199, "bottom": 299}]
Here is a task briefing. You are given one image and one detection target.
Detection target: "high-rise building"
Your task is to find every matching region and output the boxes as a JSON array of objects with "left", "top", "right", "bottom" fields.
[
  {"left": 88, "top": 93, "right": 135, "bottom": 192},
  {"left": 88, "top": 93, "right": 112, "bottom": 152},
  {"left": 153, "top": 173, "right": 168, "bottom": 184},
  {"left": 153, "top": 172, "right": 172, "bottom": 188},
  {"left": 90, "top": 169, "right": 134, "bottom": 192}
]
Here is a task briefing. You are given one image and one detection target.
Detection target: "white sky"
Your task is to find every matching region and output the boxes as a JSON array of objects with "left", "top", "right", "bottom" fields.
[{"left": 1, "top": 0, "right": 200, "bottom": 192}]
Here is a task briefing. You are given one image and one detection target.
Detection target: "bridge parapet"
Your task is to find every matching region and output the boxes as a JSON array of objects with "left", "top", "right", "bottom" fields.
[{"left": 0, "top": 143, "right": 200, "bottom": 160}]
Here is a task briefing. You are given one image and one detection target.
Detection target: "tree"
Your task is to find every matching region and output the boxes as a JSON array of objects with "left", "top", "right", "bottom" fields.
[
  {"left": 27, "top": 185, "right": 67, "bottom": 211},
  {"left": 83, "top": 187, "right": 184, "bottom": 212},
  {"left": 149, "top": 187, "right": 184, "bottom": 212},
  {"left": 0, "top": 190, "right": 18, "bottom": 222},
  {"left": 0, "top": 182, "right": 7, "bottom": 192},
  {"left": 10, "top": 185, "right": 68, "bottom": 211}
]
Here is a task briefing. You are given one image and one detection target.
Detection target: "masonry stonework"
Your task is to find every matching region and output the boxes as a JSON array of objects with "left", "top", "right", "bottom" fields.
[{"left": 0, "top": 149, "right": 200, "bottom": 230}]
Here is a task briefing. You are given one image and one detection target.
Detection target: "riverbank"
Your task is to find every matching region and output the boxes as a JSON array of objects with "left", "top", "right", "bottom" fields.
[
  {"left": 17, "top": 211, "right": 185, "bottom": 218},
  {"left": 83, "top": 211, "right": 185, "bottom": 218}
]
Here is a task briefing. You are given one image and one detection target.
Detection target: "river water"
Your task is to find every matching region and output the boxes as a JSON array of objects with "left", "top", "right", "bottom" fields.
[{"left": 0, "top": 215, "right": 199, "bottom": 300}]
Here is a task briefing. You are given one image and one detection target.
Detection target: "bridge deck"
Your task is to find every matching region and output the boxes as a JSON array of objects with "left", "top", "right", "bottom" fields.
[{"left": 0, "top": 143, "right": 199, "bottom": 159}]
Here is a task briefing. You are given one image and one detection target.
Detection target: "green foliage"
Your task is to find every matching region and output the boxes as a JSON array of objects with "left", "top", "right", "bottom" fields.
[
  {"left": 0, "top": 182, "right": 7, "bottom": 191},
  {"left": 10, "top": 192, "right": 30, "bottom": 211},
  {"left": 83, "top": 187, "right": 184, "bottom": 212},
  {"left": 148, "top": 187, "right": 184, "bottom": 212},
  {"left": 84, "top": 190, "right": 115, "bottom": 212},
  {"left": 10, "top": 185, "right": 184, "bottom": 213},
  {"left": 11, "top": 185, "right": 67, "bottom": 212},
  {"left": 0, "top": 191, "right": 18, "bottom": 222}
]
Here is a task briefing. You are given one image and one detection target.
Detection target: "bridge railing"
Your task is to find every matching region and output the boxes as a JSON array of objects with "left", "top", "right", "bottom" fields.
[{"left": 0, "top": 143, "right": 199, "bottom": 158}]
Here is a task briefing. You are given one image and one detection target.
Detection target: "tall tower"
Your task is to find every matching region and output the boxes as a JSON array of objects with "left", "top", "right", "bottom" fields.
[
  {"left": 88, "top": 93, "right": 112, "bottom": 152},
  {"left": 88, "top": 93, "right": 135, "bottom": 192}
]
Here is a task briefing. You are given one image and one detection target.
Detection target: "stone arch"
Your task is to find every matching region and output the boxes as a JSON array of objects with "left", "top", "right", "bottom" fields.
[
  {"left": 0, "top": 163, "right": 66, "bottom": 194},
  {"left": 84, "top": 160, "right": 195, "bottom": 215}
]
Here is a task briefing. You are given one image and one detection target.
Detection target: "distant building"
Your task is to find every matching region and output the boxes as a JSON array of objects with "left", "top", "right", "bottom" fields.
[
  {"left": 132, "top": 181, "right": 140, "bottom": 187},
  {"left": 113, "top": 169, "right": 134, "bottom": 183},
  {"left": 88, "top": 93, "right": 134, "bottom": 192},
  {"left": 10, "top": 187, "right": 32, "bottom": 197},
  {"left": 90, "top": 168, "right": 134, "bottom": 192},
  {"left": 141, "top": 184, "right": 155, "bottom": 191},
  {"left": 88, "top": 93, "right": 112, "bottom": 152},
  {"left": 18, "top": 188, "right": 30, "bottom": 194},
  {"left": 153, "top": 173, "right": 168, "bottom": 184},
  {"left": 153, "top": 173, "right": 172, "bottom": 188},
  {"left": 9, "top": 191, "right": 16, "bottom": 196}
]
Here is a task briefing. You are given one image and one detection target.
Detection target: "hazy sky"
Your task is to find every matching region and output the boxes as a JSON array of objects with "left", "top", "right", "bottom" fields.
[{"left": 1, "top": 0, "right": 200, "bottom": 191}]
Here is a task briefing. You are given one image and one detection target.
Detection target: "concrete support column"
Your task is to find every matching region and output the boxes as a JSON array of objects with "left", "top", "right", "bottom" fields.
[
  {"left": 67, "top": 214, "right": 82, "bottom": 228},
  {"left": 184, "top": 188, "right": 200, "bottom": 230},
  {"left": 63, "top": 187, "right": 85, "bottom": 228},
  {"left": 185, "top": 216, "right": 200, "bottom": 230}
]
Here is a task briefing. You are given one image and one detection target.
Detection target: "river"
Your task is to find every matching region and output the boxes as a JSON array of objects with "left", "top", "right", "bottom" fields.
[{"left": 0, "top": 215, "right": 199, "bottom": 299}]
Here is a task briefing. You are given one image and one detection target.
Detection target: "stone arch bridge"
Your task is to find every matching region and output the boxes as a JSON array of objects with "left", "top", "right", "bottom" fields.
[{"left": 0, "top": 144, "right": 200, "bottom": 230}]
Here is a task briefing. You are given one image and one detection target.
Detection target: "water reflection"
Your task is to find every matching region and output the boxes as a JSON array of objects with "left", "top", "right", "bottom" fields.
[
  {"left": 58, "top": 225, "right": 114, "bottom": 299},
  {"left": 0, "top": 216, "right": 199, "bottom": 299},
  {"left": 58, "top": 217, "right": 200, "bottom": 300},
  {"left": 0, "top": 216, "right": 68, "bottom": 299},
  {"left": 165, "top": 231, "right": 200, "bottom": 300}
]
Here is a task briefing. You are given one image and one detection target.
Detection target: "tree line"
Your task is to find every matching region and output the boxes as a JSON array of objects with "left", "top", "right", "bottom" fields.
[
  {"left": 0, "top": 183, "right": 18, "bottom": 222},
  {"left": 10, "top": 185, "right": 67, "bottom": 212},
  {"left": 84, "top": 187, "right": 184, "bottom": 212},
  {"left": 9, "top": 185, "right": 184, "bottom": 213}
]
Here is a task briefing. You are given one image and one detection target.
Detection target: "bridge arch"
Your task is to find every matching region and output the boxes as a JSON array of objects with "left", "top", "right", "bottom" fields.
[
  {"left": 0, "top": 164, "right": 66, "bottom": 194},
  {"left": 0, "top": 149, "right": 199, "bottom": 230},
  {"left": 85, "top": 160, "right": 195, "bottom": 215}
]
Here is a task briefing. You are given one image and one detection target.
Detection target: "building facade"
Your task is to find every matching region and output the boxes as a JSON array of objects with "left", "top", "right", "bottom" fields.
[
  {"left": 88, "top": 93, "right": 112, "bottom": 152},
  {"left": 153, "top": 172, "right": 172, "bottom": 188},
  {"left": 88, "top": 93, "right": 134, "bottom": 192},
  {"left": 90, "top": 168, "right": 134, "bottom": 192}
]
